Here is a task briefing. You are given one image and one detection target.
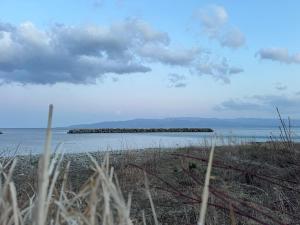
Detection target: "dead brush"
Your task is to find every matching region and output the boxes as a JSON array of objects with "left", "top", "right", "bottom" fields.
[
  {"left": 130, "top": 139, "right": 300, "bottom": 224},
  {"left": 0, "top": 159, "right": 20, "bottom": 225},
  {"left": 270, "top": 107, "right": 296, "bottom": 152}
]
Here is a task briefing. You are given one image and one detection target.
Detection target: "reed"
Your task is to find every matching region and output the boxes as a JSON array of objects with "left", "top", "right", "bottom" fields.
[
  {"left": 198, "top": 138, "right": 215, "bottom": 225},
  {"left": 34, "top": 104, "right": 53, "bottom": 225}
]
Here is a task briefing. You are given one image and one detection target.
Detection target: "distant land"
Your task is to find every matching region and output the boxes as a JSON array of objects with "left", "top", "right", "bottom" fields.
[{"left": 66, "top": 117, "right": 300, "bottom": 129}]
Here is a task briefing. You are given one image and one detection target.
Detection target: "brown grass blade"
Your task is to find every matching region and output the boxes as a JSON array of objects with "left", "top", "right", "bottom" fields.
[
  {"left": 34, "top": 104, "right": 53, "bottom": 225},
  {"left": 198, "top": 138, "right": 215, "bottom": 225}
]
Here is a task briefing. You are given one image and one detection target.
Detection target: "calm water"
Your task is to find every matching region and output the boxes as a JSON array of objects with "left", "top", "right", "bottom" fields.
[{"left": 0, "top": 127, "right": 299, "bottom": 155}]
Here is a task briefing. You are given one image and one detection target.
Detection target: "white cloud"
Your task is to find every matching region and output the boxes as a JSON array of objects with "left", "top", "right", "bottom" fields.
[
  {"left": 168, "top": 73, "right": 187, "bottom": 88},
  {"left": 275, "top": 83, "right": 287, "bottom": 91},
  {"left": 0, "top": 19, "right": 242, "bottom": 85},
  {"left": 195, "top": 5, "right": 245, "bottom": 49},
  {"left": 195, "top": 58, "right": 243, "bottom": 83},
  {"left": 257, "top": 48, "right": 300, "bottom": 64},
  {"left": 215, "top": 94, "right": 300, "bottom": 113},
  {"left": 0, "top": 19, "right": 168, "bottom": 84},
  {"left": 196, "top": 4, "right": 228, "bottom": 37},
  {"left": 174, "top": 82, "right": 187, "bottom": 88},
  {"left": 229, "top": 67, "right": 244, "bottom": 74},
  {"left": 214, "top": 99, "right": 261, "bottom": 111},
  {"left": 220, "top": 27, "right": 246, "bottom": 49},
  {"left": 138, "top": 45, "right": 200, "bottom": 66}
]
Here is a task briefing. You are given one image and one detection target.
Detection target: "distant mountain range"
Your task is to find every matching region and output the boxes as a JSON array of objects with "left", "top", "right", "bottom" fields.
[{"left": 66, "top": 117, "right": 300, "bottom": 129}]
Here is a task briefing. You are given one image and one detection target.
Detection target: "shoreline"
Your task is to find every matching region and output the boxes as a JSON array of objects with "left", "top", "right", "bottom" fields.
[
  {"left": 5, "top": 139, "right": 296, "bottom": 155},
  {"left": 5, "top": 141, "right": 283, "bottom": 162},
  {"left": 1, "top": 140, "right": 268, "bottom": 157}
]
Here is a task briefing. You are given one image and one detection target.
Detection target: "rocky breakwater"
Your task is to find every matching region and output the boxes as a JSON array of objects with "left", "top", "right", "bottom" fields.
[{"left": 67, "top": 128, "right": 214, "bottom": 134}]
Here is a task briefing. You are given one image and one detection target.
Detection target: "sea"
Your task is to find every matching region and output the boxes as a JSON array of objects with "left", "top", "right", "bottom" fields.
[{"left": 0, "top": 127, "right": 299, "bottom": 156}]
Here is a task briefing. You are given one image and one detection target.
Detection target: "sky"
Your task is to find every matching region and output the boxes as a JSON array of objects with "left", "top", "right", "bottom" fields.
[{"left": 0, "top": 0, "right": 300, "bottom": 127}]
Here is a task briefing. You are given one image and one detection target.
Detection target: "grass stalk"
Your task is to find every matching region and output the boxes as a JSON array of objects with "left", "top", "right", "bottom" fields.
[
  {"left": 35, "top": 104, "right": 53, "bottom": 225},
  {"left": 144, "top": 173, "right": 159, "bottom": 225},
  {"left": 198, "top": 138, "right": 215, "bottom": 225}
]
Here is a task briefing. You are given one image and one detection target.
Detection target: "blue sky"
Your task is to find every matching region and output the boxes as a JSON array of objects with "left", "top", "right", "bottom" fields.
[{"left": 1, "top": 0, "right": 300, "bottom": 127}]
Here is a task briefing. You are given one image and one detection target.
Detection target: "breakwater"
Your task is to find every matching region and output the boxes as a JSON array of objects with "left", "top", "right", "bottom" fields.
[{"left": 67, "top": 128, "right": 214, "bottom": 134}]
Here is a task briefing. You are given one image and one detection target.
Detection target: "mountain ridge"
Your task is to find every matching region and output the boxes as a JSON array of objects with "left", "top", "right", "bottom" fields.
[{"left": 66, "top": 117, "right": 300, "bottom": 129}]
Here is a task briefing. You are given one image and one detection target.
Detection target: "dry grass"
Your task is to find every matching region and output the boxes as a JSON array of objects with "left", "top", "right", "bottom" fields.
[
  {"left": 0, "top": 105, "right": 137, "bottom": 225},
  {"left": 5, "top": 142, "right": 299, "bottom": 225},
  {"left": 198, "top": 138, "right": 215, "bottom": 225}
]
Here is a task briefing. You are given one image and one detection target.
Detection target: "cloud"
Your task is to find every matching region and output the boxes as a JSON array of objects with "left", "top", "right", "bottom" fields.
[
  {"left": 229, "top": 67, "right": 244, "bottom": 74},
  {"left": 214, "top": 99, "right": 261, "bottom": 111},
  {"left": 174, "top": 83, "right": 187, "bottom": 88},
  {"left": 0, "top": 19, "right": 242, "bottom": 85},
  {"left": 195, "top": 58, "right": 244, "bottom": 83},
  {"left": 275, "top": 83, "right": 287, "bottom": 91},
  {"left": 169, "top": 73, "right": 185, "bottom": 83},
  {"left": 111, "top": 77, "right": 119, "bottom": 82},
  {"left": 256, "top": 48, "right": 300, "bottom": 64},
  {"left": 0, "top": 22, "right": 14, "bottom": 32},
  {"left": 196, "top": 5, "right": 228, "bottom": 38},
  {"left": 215, "top": 94, "right": 300, "bottom": 113},
  {"left": 0, "top": 19, "right": 170, "bottom": 84},
  {"left": 138, "top": 45, "right": 200, "bottom": 66},
  {"left": 220, "top": 28, "right": 246, "bottom": 49},
  {"left": 195, "top": 5, "right": 245, "bottom": 49},
  {"left": 139, "top": 44, "right": 243, "bottom": 83},
  {"left": 168, "top": 73, "right": 187, "bottom": 88}
]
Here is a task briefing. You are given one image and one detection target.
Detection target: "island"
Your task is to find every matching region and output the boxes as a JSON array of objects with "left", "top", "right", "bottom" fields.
[{"left": 67, "top": 128, "right": 214, "bottom": 134}]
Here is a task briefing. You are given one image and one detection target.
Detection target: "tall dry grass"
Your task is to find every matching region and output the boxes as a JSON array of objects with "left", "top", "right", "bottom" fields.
[
  {"left": 0, "top": 105, "right": 157, "bottom": 225},
  {"left": 198, "top": 138, "right": 215, "bottom": 225}
]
